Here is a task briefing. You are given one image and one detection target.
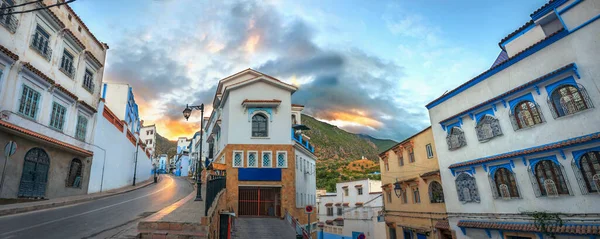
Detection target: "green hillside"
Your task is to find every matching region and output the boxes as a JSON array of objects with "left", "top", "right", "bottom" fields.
[
  {"left": 155, "top": 133, "right": 177, "bottom": 159},
  {"left": 358, "top": 134, "right": 398, "bottom": 153}
]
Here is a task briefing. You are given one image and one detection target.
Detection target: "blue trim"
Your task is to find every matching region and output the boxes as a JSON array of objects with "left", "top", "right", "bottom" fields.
[
  {"left": 426, "top": 29, "right": 569, "bottom": 110},
  {"left": 248, "top": 108, "right": 273, "bottom": 122},
  {"left": 529, "top": 155, "right": 560, "bottom": 170},
  {"left": 572, "top": 146, "right": 600, "bottom": 169},
  {"left": 475, "top": 108, "right": 495, "bottom": 124},
  {"left": 533, "top": 85, "right": 540, "bottom": 95},
  {"left": 545, "top": 76, "right": 577, "bottom": 95},
  {"left": 555, "top": 9, "right": 568, "bottom": 31},
  {"left": 484, "top": 229, "right": 491, "bottom": 238},
  {"left": 459, "top": 227, "right": 466, "bottom": 236},
  {"left": 522, "top": 157, "right": 527, "bottom": 166},
  {"left": 102, "top": 83, "right": 107, "bottom": 99},
  {"left": 559, "top": 149, "right": 566, "bottom": 160},
  {"left": 501, "top": 99, "right": 507, "bottom": 108},
  {"left": 452, "top": 168, "right": 475, "bottom": 177},
  {"left": 570, "top": 12, "right": 600, "bottom": 33},
  {"left": 500, "top": 23, "right": 535, "bottom": 48},
  {"left": 445, "top": 121, "right": 462, "bottom": 134},
  {"left": 558, "top": 0, "right": 582, "bottom": 14},
  {"left": 489, "top": 163, "right": 514, "bottom": 180},
  {"left": 508, "top": 93, "right": 536, "bottom": 113},
  {"left": 238, "top": 168, "right": 282, "bottom": 181},
  {"left": 531, "top": 0, "right": 568, "bottom": 20}
]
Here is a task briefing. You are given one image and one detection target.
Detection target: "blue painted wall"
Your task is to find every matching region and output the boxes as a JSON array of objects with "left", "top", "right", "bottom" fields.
[
  {"left": 318, "top": 232, "right": 352, "bottom": 239},
  {"left": 238, "top": 168, "right": 282, "bottom": 181}
]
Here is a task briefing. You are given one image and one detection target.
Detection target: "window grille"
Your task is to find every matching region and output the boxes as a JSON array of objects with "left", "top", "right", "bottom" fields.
[
  {"left": 510, "top": 101, "right": 544, "bottom": 130},
  {"left": 82, "top": 69, "right": 95, "bottom": 93},
  {"left": 476, "top": 115, "right": 502, "bottom": 142},
  {"left": 262, "top": 152, "right": 272, "bottom": 167},
  {"left": 531, "top": 160, "right": 571, "bottom": 197},
  {"left": 544, "top": 179, "right": 559, "bottom": 197},
  {"left": 0, "top": 0, "right": 19, "bottom": 33},
  {"left": 429, "top": 181, "right": 445, "bottom": 203},
  {"left": 251, "top": 114, "right": 268, "bottom": 137},
  {"left": 276, "top": 152, "right": 287, "bottom": 168},
  {"left": 66, "top": 158, "right": 82, "bottom": 188},
  {"left": 75, "top": 115, "right": 87, "bottom": 141},
  {"left": 60, "top": 50, "right": 75, "bottom": 78},
  {"left": 490, "top": 168, "right": 520, "bottom": 199},
  {"left": 18, "top": 85, "right": 41, "bottom": 119},
  {"left": 233, "top": 152, "right": 243, "bottom": 167},
  {"left": 548, "top": 84, "right": 593, "bottom": 118},
  {"left": 30, "top": 26, "right": 52, "bottom": 61},
  {"left": 49, "top": 102, "right": 67, "bottom": 131},
  {"left": 455, "top": 173, "right": 480, "bottom": 203},
  {"left": 499, "top": 184, "right": 511, "bottom": 199},
  {"left": 573, "top": 151, "right": 600, "bottom": 194},
  {"left": 426, "top": 144, "right": 433, "bottom": 158},
  {"left": 247, "top": 152, "right": 257, "bottom": 167},
  {"left": 446, "top": 127, "right": 467, "bottom": 150}
]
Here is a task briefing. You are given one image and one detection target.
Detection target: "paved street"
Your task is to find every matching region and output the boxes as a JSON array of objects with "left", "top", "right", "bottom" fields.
[
  {"left": 0, "top": 175, "right": 193, "bottom": 239},
  {"left": 233, "top": 218, "right": 297, "bottom": 239}
]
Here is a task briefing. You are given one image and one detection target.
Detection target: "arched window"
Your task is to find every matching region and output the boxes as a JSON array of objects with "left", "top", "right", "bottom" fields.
[
  {"left": 578, "top": 151, "right": 600, "bottom": 193},
  {"left": 511, "top": 101, "right": 543, "bottom": 130},
  {"left": 455, "top": 173, "right": 479, "bottom": 203},
  {"left": 493, "top": 168, "right": 519, "bottom": 199},
  {"left": 251, "top": 114, "right": 268, "bottom": 137},
  {"left": 475, "top": 115, "right": 502, "bottom": 142},
  {"left": 548, "top": 85, "right": 592, "bottom": 118},
  {"left": 66, "top": 158, "right": 83, "bottom": 188},
  {"left": 429, "top": 181, "right": 445, "bottom": 203},
  {"left": 446, "top": 127, "right": 466, "bottom": 150},
  {"left": 533, "top": 160, "right": 569, "bottom": 196}
]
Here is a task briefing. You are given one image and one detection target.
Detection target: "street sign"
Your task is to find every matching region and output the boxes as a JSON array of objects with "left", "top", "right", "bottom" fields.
[
  {"left": 305, "top": 205, "right": 314, "bottom": 214},
  {"left": 357, "top": 233, "right": 366, "bottom": 239},
  {"left": 4, "top": 141, "right": 17, "bottom": 157}
]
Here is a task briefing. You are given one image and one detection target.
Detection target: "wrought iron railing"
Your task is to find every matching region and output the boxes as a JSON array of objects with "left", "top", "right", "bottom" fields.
[
  {"left": 30, "top": 33, "right": 52, "bottom": 61},
  {"left": 205, "top": 174, "right": 226, "bottom": 216},
  {"left": 509, "top": 102, "right": 545, "bottom": 131},
  {"left": 291, "top": 128, "right": 315, "bottom": 153},
  {"left": 0, "top": 7, "right": 18, "bottom": 33},
  {"left": 284, "top": 210, "right": 310, "bottom": 239},
  {"left": 547, "top": 84, "right": 594, "bottom": 119}
]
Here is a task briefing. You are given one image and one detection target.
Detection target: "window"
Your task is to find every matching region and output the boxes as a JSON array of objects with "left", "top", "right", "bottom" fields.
[
  {"left": 446, "top": 127, "right": 466, "bottom": 150},
  {"left": 343, "top": 187, "right": 348, "bottom": 196},
  {"left": 455, "top": 173, "right": 480, "bottom": 203},
  {"left": 577, "top": 151, "right": 600, "bottom": 193},
  {"left": 397, "top": 150, "right": 404, "bottom": 166},
  {"left": 60, "top": 50, "right": 75, "bottom": 78},
  {"left": 49, "top": 102, "right": 67, "bottom": 131},
  {"left": 408, "top": 148, "right": 415, "bottom": 163},
  {"left": 233, "top": 151, "right": 243, "bottom": 167},
  {"left": 491, "top": 168, "right": 519, "bottom": 199},
  {"left": 31, "top": 25, "right": 52, "bottom": 60},
  {"left": 247, "top": 151, "right": 258, "bottom": 167},
  {"left": 262, "top": 151, "right": 272, "bottom": 167},
  {"left": 531, "top": 160, "right": 570, "bottom": 197},
  {"left": 75, "top": 115, "right": 87, "bottom": 141},
  {"left": 549, "top": 85, "right": 593, "bottom": 118},
  {"left": 412, "top": 187, "right": 420, "bottom": 203},
  {"left": 337, "top": 207, "right": 342, "bottom": 216},
  {"left": 18, "top": 85, "right": 41, "bottom": 119},
  {"left": 401, "top": 188, "right": 408, "bottom": 204},
  {"left": 385, "top": 160, "right": 389, "bottom": 171},
  {"left": 251, "top": 114, "right": 268, "bottom": 137},
  {"left": 66, "top": 158, "right": 82, "bottom": 188},
  {"left": 292, "top": 114, "right": 297, "bottom": 125},
  {"left": 276, "top": 151, "right": 287, "bottom": 168},
  {"left": 511, "top": 101, "right": 544, "bottom": 130},
  {"left": 327, "top": 207, "right": 333, "bottom": 216},
  {"left": 386, "top": 191, "right": 392, "bottom": 203},
  {"left": 475, "top": 115, "right": 502, "bottom": 142},
  {"left": 426, "top": 144, "right": 433, "bottom": 158},
  {"left": 82, "top": 69, "right": 95, "bottom": 93},
  {"left": 0, "top": 0, "right": 18, "bottom": 33},
  {"left": 429, "top": 181, "right": 445, "bottom": 203},
  {"left": 357, "top": 187, "right": 363, "bottom": 195}
]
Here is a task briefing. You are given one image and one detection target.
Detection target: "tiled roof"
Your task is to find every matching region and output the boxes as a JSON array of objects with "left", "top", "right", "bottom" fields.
[
  {"left": 85, "top": 51, "right": 104, "bottom": 67},
  {"left": 54, "top": 84, "right": 78, "bottom": 100},
  {"left": 78, "top": 100, "right": 97, "bottom": 113},
  {"left": 241, "top": 99, "right": 282, "bottom": 105},
  {"left": 435, "top": 220, "right": 450, "bottom": 230},
  {"left": 39, "top": 1, "right": 65, "bottom": 28},
  {"left": 63, "top": 29, "right": 86, "bottom": 50},
  {"left": 498, "top": 21, "right": 534, "bottom": 46},
  {"left": 355, "top": 202, "right": 363, "bottom": 206},
  {"left": 426, "top": 28, "right": 566, "bottom": 109},
  {"left": 381, "top": 126, "right": 431, "bottom": 155},
  {"left": 531, "top": 0, "right": 562, "bottom": 18},
  {"left": 457, "top": 220, "right": 600, "bottom": 235},
  {"left": 490, "top": 50, "right": 509, "bottom": 68},
  {"left": 449, "top": 132, "right": 600, "bottom": 169},
  {"left": 0, "top": 120, "right": 93, "bottom": 157},
  {"left": 440, "top": 62, "right": 575, "bottom": 124},
  {"left": 62, "top": 3, "right": 105, "bottom": 50},
  {"left": 292, "top": 104, "right": 305, "bottom": 107},
  {"left": 22, "top": 63, "right": 55, "bottom": 85},
  {"left": 0, "top": 43, "right": 18, "bottom": 61},
  {"left": 354, "top": 184, "right": 362, "bottom": 187},
  {"left": 334, "top": 203, "right": 341, "bottom": 206},
  {"left": 324, "top": 203, "right": 333, "bottom": 207},
  {"left": 211, "top": 163, "right": 226, "bottom": 171},
  {"left": 342, "top": 202, "right": 349, "bottom": 207},
  {"left": 420, "top": 170, "right": 440, "bottom": 178},
  {"left": 341, "top": 186, "right": 348, "bottom": 188}
]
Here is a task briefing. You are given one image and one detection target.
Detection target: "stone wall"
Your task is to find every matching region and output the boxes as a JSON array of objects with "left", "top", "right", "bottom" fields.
[{"left": 204, "top": 190, "right": 228, "bottom": 239}]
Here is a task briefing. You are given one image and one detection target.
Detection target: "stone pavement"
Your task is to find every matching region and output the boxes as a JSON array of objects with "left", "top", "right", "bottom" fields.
[
  {"left": 232, "top": 218, "right": 298, "bottom": 239},
  {"left": 0, "top": 177, "right": 155, "bottom": 217}
]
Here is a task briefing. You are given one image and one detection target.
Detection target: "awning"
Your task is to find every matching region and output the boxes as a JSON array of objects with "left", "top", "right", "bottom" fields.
[
  {"left": 292, "top": 124, "right": 311, "bottom": 130},
  {"left": 342, "top": 203, "right": 349, "bottom": 207}
]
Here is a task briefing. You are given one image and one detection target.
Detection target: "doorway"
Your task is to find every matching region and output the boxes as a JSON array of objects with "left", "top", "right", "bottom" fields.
[
  {"left": 238, "top": 187, "right": 281, "bottom": 217},
  {"left": 18, "top": 148, "right": 50, "bottom": 198}
]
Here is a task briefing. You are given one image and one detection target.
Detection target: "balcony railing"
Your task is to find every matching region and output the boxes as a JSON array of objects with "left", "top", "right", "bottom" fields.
[
  {"left": 205, "top": 175, "right": 226, "bottom": 216},
  {"left": 30, "top": 33, "right": 52, "bottom": 61},
  {"left": 291, "top": 128, "right": 315, "bottom": 153},
  {"left": 0, "top": 10, "right": 18, "bottom": 33},
  {"left": 60, "top": 64, "right": 76, "bottom": 79}
]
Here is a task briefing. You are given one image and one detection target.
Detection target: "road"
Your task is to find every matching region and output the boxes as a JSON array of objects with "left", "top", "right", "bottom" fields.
[{"left": 0, "top": 175, "right": 193, "bottom": 239}]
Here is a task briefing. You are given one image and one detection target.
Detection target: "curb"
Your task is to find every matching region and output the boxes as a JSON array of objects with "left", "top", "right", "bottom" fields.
[{"left": 0, "top": 177, "right": 157, "bottom": 217}]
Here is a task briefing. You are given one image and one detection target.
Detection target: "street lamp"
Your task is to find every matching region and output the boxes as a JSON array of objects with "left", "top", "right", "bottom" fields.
[
  {"left": 393, "top": 181, "right": 402, "bottom": 198},
  {"left": 182, "top": 104, "right": 204, "bottom": 201}
]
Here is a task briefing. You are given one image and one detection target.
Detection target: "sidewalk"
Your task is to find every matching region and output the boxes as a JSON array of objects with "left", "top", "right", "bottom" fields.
[{"left": 0, "top": 177, "right": 156, "bottom": 217}]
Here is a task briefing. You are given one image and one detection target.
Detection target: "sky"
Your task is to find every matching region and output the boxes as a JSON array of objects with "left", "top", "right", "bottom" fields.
[{"left": 70, "top": 0, "right": 547, "bottom": 141}]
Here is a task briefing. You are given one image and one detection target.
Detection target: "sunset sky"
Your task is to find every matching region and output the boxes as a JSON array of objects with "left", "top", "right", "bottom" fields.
[{"left": 71, "top": 0, "right": 546, "bottom": 141}]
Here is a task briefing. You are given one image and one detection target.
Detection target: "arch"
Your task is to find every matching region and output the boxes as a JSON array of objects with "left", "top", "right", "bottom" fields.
[
  {"left": 578, "top": 151, "right": 600, "bottom": 193},
  {"left": 428, "top": 181, "right": 445, "bottom": 203},
  {"left": 549, "top": 85, "right": 590, "bottom": 117},
  {"left": 446, "top": 127, "right": 466, "bottom": 150},
  {"left": 18, "top": 148, "right": 50, "bottom": 198},
  {"left": 475, "top": 114, "right": 502, "bottom": 142},
  {"left": 251, "top": 113, "right": 268, "bottom": 137},
  {"left": 455, "top": 173, "right": 479, "bottom": 203},
  {"left": 493, "top": 168, "right": 519, "bottom": 199},
  {"left": 533, "top": 160, "right": 569, "bottom": 196},
  {"left": 67, "top": 158, "right": 83, "bottom": 188},
  {"left": 512, "top": 101, "right": 543, "bottom": 129}
]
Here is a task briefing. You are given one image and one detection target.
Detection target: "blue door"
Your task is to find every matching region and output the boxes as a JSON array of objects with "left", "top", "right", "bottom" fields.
[
  {"left": 403, "top": 230, "right": 412, "bottom": 239},
  {"left": 352, "top": 231, "right": 363, "bottom": 239},
  {"left": 417, "top": 234, "right": 427, "bottom": 239}
]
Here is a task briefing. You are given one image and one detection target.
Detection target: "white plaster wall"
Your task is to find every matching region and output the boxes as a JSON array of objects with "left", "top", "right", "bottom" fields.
[
  {"left": 139, "top": 125, "right": 156, "bottom": 154},
  {"left": 295, "top": 147, "right": 317, "bottom": 208},
  {"left": 561, "top": 0, "right": 600, "bottom": 31},
  {"left": 102, "top": 83, "right": 129, "bottom": 120},
  {"left": 427, "top": 6, "right": 600, "bottom": 216},
  {"left": 505, "top": 25, "right": 547, "bottom": 57},
  {"left": 224, "top": 81, "right": 293, "bottom": 145}
]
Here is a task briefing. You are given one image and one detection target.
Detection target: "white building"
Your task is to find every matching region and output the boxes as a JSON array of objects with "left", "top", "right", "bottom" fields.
[
  {"left": 317, "top": 179, "right": 385, "bottom": 239},
  {"left": 101, "top": 82, "right": 141, "bottom": 134},
  {"left": 0, "top": 0, "right": 107, "bottom": 198},
  {"left": 139, "top": 124, "right": 156, "bottom": 157},
  {"left": 426, "top": 1, "right": 600, "bottom": 238}
]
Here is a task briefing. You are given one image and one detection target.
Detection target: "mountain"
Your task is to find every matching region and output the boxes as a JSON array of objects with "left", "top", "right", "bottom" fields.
[
  {"left": 301, "top": 114, "right": 397, "bottom": 191},
  {"left": 154, "top": 133, "right": 177, "bottom": 159}
]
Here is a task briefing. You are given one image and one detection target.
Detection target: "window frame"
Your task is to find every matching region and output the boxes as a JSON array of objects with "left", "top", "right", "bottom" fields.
[
  {"left": 49, "top": 101, "right": 67, "bottom": 131},
  {"left": 232, "top": 151, "right": 244, "bottom": 168},
  {"left": 428, "top": 181, "right": 445, "bottom": 203},
  {"left": 276, "top": 151, "right": 287, "bottom": 168},
  {"left": 412, "top": 187, "right": 420, "bottom": 203},
  {"left": 66, "top": 158, "right": 83, "bottom": 188},
  {"left": 446, "top": 126, "right": 467, "bottom": 150},
  {"left": 455, "top": 172, "right": 480, "bottom": 203},
  {"left": 261, "top": 151, "right": 272, "bottom": 168},
  {"left": 247, "top": 151, "right": 258, "bottom": 168},
  {"left": 251, "top": 113, "right": 268, "bottom": 137},
  {"left": 75, "top": 114, "right": 88, "bottom": 141},
  {"left": 529, "top": 159, "right": 571, "bottom": 197},
  {"left": 490, "top": 167, "right": 520, "bottom": 199},
  {"left": 60, "top": 49, "right": 76, "bottom": 78},
  {"left": 425, "top": 144, "right": 433, "bottom": 159},
  {"left": 512, "top": 101, "right": 544, "bottom": 130},
  {"left": 475, "top": 114, "right": 503, "bottom": 142},
  {"left": 357, "top": 187, "right": 363, "bottom": 195},
  {"left": 82, "top": 68, "right": 95, "bottom": 93},
  {"left": 18, "top": 84, "right": 42, "bottom": 120},
  {"left": 548, "top": 84, "right": 593, "bottom": 118}
]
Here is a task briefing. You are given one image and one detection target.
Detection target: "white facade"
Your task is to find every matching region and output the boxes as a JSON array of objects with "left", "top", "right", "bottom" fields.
[
  {"left": 295, "top": 146, "right": 317, "bottom": 208},
  {"left": 139, "top": 124, "right": 156, "bottom": 157},
  {"left": 101, "top": 82, "right": 141, "bottom": 134},
  {"left": 427, "top": 1, "right": 600, "bottom": 238},
  {"left": 317, "top": 179, "right": 385, "bottom": 239}
]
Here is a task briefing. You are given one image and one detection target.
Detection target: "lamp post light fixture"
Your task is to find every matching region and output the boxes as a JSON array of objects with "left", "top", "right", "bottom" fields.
[
  {"left": 393, "top": 181, "right": 402, "bottom": 198},
  {"left": 182, "top": 104, "right": 204, "bottom": 201}
]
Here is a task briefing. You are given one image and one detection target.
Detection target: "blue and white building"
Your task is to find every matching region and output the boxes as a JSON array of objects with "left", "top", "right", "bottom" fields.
[
  {"left": 426, "top": 1, "right": 600, "bottom": 238},
  {"left": 101, "top": 82, "right": 141, "bottom": 134}
]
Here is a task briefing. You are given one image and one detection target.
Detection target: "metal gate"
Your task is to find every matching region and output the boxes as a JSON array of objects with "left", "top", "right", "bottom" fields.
[
  {"left": 219, "top": 214, "right": 230, "bottom": 239},
  {"left": 238, "top": 187, "right": 280, "bottom": 217},
  {"left": 18, "top": 148, "right": 50, "bottom": 198}
]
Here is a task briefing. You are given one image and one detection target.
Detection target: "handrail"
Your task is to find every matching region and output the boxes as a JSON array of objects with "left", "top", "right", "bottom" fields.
[
  {"left": 205, "top": 175, "right": 226, "bottom": 216},
  {"left": 291, "top": 128, "right": 315, "bottom": 153},
  {"left": 284, "top": 209, "right": 310, "bottom": 239}
]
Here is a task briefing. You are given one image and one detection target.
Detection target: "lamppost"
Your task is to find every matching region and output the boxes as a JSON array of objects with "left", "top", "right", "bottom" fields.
[{"left": 183, "top": 104, "right": 204, "bottom": 201}]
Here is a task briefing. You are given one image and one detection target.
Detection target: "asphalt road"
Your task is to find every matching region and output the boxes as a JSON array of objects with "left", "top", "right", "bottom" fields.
[{"left": 0, "top": 175, "right": 193, "bottom": 239}]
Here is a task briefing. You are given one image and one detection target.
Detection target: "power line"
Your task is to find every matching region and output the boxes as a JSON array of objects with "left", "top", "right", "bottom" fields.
[
  {"left": 0, "top": 0, "right": 42, "bottom": 10},
  {"left": 0, "top": 0, "right": 76, "bottom": 16}
]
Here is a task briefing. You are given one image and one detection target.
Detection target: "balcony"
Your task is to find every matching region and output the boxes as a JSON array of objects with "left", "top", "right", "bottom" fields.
[
  {"left": 0, "top": 11, "right": 18, "bottom": 33},
  {"left": 291, "top": 128, "right": 314, "bottom": 153},
  {"left": 30, "top": 33, "right": 52, "bottom": 61}
]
